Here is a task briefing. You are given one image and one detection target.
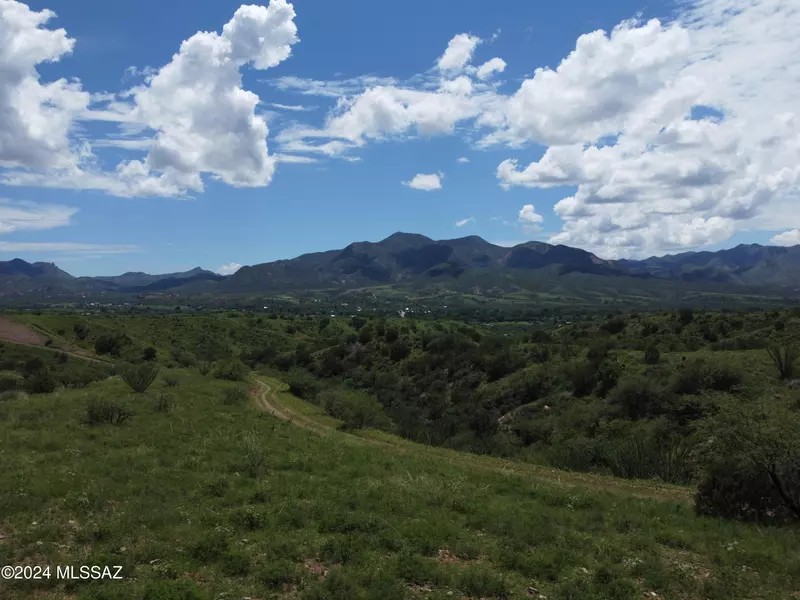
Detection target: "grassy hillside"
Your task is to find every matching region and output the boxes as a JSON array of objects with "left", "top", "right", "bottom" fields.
[{"left": 2, "top": 372, "right": 799, "bottom": 599}]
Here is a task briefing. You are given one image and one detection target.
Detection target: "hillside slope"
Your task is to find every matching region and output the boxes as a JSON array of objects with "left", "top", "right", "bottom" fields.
[{"left": 1, "top": 372, "right": 798, "bottom": 599}]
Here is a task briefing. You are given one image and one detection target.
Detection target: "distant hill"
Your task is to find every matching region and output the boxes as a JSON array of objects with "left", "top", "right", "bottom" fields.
[
  {"left": 221, "top": 232, "right": 631, "bottom": 293},
  {"left": 0, "top": 260, "right": 222, "bottom": 297},
  {"left": 2, "top": 236, "right": 800, "bottom": 302},
  {"left": 617, "top": 244, "right": 800, "bottom": 287}
]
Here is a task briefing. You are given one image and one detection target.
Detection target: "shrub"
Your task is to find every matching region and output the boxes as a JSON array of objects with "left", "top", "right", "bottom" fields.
[
  {"left": 163, "top": 374, "right": 179, "bottom": 387},
  {"left": 170, "top": 348, "right": 197, "bottom": 367},
  {"left": 696, "top": 401, "right": 800, "bottom": 523},
  {"left": 643, "top": 344, "right": 660, "bottom": 365},
  {"left": 25, "top": 368, "right": 57, "bottom": 394},
  {"left": 286, "top": 368, "right": 320, "bottom": 400},
  {"left": 389, "top": 339, "right": 410, "bottom": 362},
  {"left": 318, "top": 388, "right": 389, "bottom": 430},
  {"left": 73, "top": 322, "right": 90, "bottom": 340},
  {"left": 677, "top": 307, "right": 694, "bottom": 326},
  {"left": 155, "top": 392, "right": 175, "bottom": 413},
  {"left": 603, "top": 432, "right": 694, "bottom": 483},
  {"left": 94, "top": 334, "right": 122, "bottom": 356},
  {"left": 600, "top": 316, "right": 627, "bottom": 335},
  {"left": 766, "top": 343, "right": 800, "bottom": 380},
  {"left": 671, "top": 358, "right": 741, "bottom": 395},
  {"left": 239, "top": 429, "right": 268, "bottom": 477},
  {"left": 696, "top": 459, "right": 797, "bottom": 524},
  {"left": 0, "top": 371, "right": 22, "bottom": 392},
  {"left": 84, "top": 397, "right": 132, "bottom": 426},
  {"left": 213, "top": 358, "right": 249, "bottom": 381},
  {"left": 23, "top": 357, "right": 45, "bottom": 376},
  {"left": 223, "top": 386, "right": 249, "bottom": 405},
  {"left": 563, "top": 361, "right": 596, "bottom": 397},
  {"left": 58, "top": 363, "right": 110, "bottom": 389},
  {"left": 117, "top": 362, "right": 160, "bottom": 393},
  {"left": 197, "top": 361, "right": 213, "bottom": 376},
  {"left": 143, "top": 346, "right": 157, "bottom": 361},
  {"left": 609, "top": 377, "right": 671, "bottom": 420}
]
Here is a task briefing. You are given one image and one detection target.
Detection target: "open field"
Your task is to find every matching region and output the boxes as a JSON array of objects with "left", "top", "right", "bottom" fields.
[{"left": 0, "top": 369, "right": 798, "bottom": 599}]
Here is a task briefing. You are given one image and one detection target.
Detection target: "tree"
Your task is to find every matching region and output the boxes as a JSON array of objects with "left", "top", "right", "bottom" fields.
[
  {"left": 677, "top": 307, "right": 694, "bottom": 326},
  {"left": 143, "top": 346, "right": 157, "bottom": 361},
  {"left": 213, "top": 358, "right": 249, "bottom": 381},
  {"left": 766, "top": 343, "right": 799, "bottom": 380},
  {"left": 95, "top": 334, "right": 121, "bottom": 356},
  {"left": 73, "top": 322, "right": 90, "bottom": 340},
  {"left": 696, "top": 400, "right": 800, "bottom": 522},
  {"left": 643, "top": 344, "right": 660, "bottom": 365}
]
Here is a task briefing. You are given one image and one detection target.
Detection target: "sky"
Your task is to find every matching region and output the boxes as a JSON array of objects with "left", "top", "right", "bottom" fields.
[{"left": 0, "top": 0, "right": 799, "bottom": 276}]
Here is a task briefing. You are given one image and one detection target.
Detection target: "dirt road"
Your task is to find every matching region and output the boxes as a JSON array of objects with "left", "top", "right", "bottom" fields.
[{"left": 250, "top": 377, "right": 694, "bottom": 504}]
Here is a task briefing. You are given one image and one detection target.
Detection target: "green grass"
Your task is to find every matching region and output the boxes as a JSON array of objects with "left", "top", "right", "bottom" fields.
[{"left": 1, "top": 371, "right": 799, "bottom": 599}]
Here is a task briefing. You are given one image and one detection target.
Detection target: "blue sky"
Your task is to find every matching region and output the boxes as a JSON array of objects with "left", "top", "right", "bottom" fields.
[{"left": 0, "top": 0, "right": 798, "bottom": 276}]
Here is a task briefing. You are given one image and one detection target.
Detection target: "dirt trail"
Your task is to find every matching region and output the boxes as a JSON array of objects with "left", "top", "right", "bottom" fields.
[
  {"left": 0, "top": 316, "right": 110, "bottom": 365},
  {"left": 251, "top": 378, "right": 694, "bottom": 504},
  {"left": 0, "top": 316, "right": 49, "bottom": 345}
]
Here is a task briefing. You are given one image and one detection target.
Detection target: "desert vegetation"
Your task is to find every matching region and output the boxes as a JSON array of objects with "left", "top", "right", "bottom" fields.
[{"left": 1, "top": 306, "right": 799, "bottom": 598}]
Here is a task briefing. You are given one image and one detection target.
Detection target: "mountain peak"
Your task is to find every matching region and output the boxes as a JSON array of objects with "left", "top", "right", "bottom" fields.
[{"left": 380, "top": 232, "right": 433, "bottom": 244}]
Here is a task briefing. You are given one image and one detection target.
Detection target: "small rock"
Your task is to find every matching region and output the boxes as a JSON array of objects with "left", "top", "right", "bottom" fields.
[
  {"left": 149, "top": 559, "right": 160, "bottom": 565},
  {"left": 527, "top": 587, "right": 539, "bottom": 596},
  {"left": 580, "top": 567, "right": 589, "bottom": 574},
  {"left": 119, "top": 546, "right": 127, "bottom": 552}
]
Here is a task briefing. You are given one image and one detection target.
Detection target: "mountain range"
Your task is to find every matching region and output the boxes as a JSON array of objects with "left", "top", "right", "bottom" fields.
[{"left": 1, "top": 233, "right": 799, "bottom": 301}]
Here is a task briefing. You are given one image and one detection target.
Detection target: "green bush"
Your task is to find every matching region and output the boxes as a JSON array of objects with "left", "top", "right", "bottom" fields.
[
  {"left": 643, "top": 344, "right": 660, "bottom": 365},
  {"left": 212, "top": 358, "right": 249, "bottom": 381},
  {"left": 156, "top": 392, "right": 175, "bottom": 413},
  {"left": 608, "top": 376, "right": 671, "bottom": 420},
  {"left": 223, "top": 386, "right": 249, "bottom": 405},
  {"left": 25, "top": 368, "right": 57, "bottom": 394},
  {"left": 671, "top": 358, "right": 741, "bottom": 395},
  {"left": 83, "top": 397, "right": 132, "bottom": 426},
  {"left": 117, "top": 362, "right": 160, "bottom": 393},
  {"left": 0, "top": 371, "right": 23, "bottom": 392},
  {"left": 318, "top": 388, "right": 389, "bottom": 430},
  {"left": 170, "top": 348, "right": 197, "bottom": 367},
  {"left": 603, "top": 432, "right": 694, "bottom": 483},
  {"left": 239, "top": 429, "right": 268, "bottom": 477},
  {"left": 143, "top": 346, "right": 157, "bottom": 361},
  {"left": 286, "top": 368, "right": 320, "bottom": 400},
  {"left": 197, "top": 361, "right": 212, "bottom": 376},
  {"left": 696, "top": 459, "right": 797, "bottom": 524}
]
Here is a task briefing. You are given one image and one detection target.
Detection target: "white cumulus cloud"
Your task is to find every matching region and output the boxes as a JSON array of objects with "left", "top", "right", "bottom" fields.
[
  {"left": 0, "top": 0, "right": 299, "bottom": 198},
  {"left": 403, "top": 172, "right": 443, "bottom": 191},
  {"left": 494, "top": 1, "right": 800, "bottom": 257},
  {"left": 457, "top": 157, "right": 470, "bottom": 164},
  {"left": 455, "top": 217, "right": 474, "bottom": 227},
  {"left": 217, "top": 262, "right": 242, "bottom": 275},
  {"left": 0, "top": 1, "right": 90, "bottom": 170},
  {"left": 518, "top": 204, "right": 544, "bottom": 233},
  {"left": 437, "top": 33, "right": 481, "bottom": 71},
  {"left": 770, "top": 230, "right": 800, "bottom": 247},
  {"left": 476, "top": 57, "right": 506, "bottom": 80}
]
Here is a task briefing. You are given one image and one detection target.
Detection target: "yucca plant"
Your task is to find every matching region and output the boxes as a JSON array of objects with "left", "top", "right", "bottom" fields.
[
  {"left": 766, "top": 344, "right": 800, "bottom": 380},
  {"left": 117, "top": 362, "right": 160, "bottom": 393}
]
